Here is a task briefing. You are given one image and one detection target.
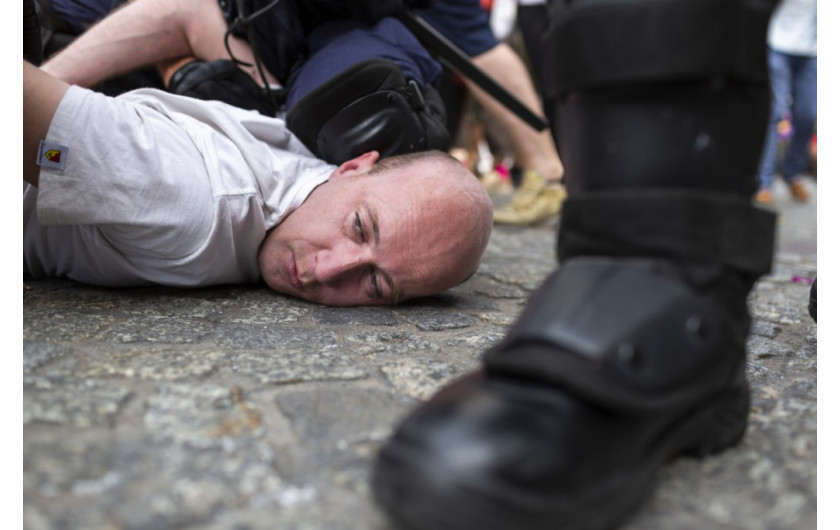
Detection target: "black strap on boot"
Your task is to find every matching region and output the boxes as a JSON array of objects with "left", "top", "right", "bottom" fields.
[{"left": 556, "top": 190, "right": 776, "bottom": 276}]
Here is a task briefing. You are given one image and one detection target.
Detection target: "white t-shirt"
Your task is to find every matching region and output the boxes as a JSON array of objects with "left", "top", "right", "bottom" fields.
[
  {"left": 24, "top": 86, "right": 334, "bottom": 288},
  {"left": 767, "top": 0, "right": 817, "bottom": 56}
]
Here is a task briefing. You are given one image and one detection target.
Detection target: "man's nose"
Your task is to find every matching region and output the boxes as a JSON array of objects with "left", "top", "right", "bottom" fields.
[{"left": 314, "top": 245, "right": 371, "bottom": 285}]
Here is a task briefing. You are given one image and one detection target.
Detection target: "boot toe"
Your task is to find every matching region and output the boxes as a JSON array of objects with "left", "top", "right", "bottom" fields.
[{"left": 373, "top": 371, "right": 658, "bottom": 530}]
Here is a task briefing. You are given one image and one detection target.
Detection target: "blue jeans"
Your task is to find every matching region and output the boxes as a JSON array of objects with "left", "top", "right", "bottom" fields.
[{"left": 756, "top": 49, "right": 817, "bottom": 190}]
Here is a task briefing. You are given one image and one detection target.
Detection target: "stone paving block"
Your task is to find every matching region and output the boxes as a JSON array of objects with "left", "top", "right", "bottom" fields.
[
  {"left": 23, "top": 312, "right": 117, "bottom": 343},
  {"left": 24, "top": 434, "right": 117, "bottom": 496},
  {"left": 274, "top": 383, "right": 410, "bottom": 444},
  {"left": 311, "top": 307, "right": 399, "bottom": 327},
  {"left": 23, "top": 376, "right": 133, "bottom": 428},
  {"left": 144, "top": 383, "right": 267, "bottom": 446},
  {"left": 216, "top": 324, "right": 338, "bottom": 351},
  {"left": 343, "top": 330, "right": 441, "bottom": 356},
  {"left": 103, "top": 317, "right": 217, "bottom": 344},
  {"left": 23, "top": 340, "right": 73, "bottom": 372},
  {"left": 379, "top": 357, "right": 461, "bottom": 400},
  {"left": 400, "top": 307, "right": 475, "bottom": 331},
  {"left": 230, "top": 347, "right": 368, "bottom": 385},
  {"left": 56, "top": 345, "right": 228, "bottom": 381}
]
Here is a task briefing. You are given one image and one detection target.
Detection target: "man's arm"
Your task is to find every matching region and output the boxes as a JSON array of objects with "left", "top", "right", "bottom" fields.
[
  {"left": 41, "top": 0, "right": 277, "bottom": 88},
  {"left": 24, "top": 61, "right": 70, "bottom": 187}
]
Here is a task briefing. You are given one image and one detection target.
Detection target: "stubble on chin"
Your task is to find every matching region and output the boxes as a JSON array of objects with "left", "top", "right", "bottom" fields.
[{"left": 257, "top": 235, "right": 287, "bottom": 293}]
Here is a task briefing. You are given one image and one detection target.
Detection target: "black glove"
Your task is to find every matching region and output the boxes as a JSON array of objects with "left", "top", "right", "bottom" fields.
[
  {"left": 24, "top": 0, "right": 43, "bottom": 65},
  {"left": 168, "top": 59, "right": 280, "bottom": 116}
]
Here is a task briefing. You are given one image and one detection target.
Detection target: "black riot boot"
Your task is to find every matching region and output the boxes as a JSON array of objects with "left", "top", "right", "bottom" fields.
[{"left": 372, "top": 1, "right": 779, "bottom": 529}]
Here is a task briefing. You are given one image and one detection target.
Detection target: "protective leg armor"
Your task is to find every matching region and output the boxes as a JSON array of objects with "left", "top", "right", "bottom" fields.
[
  {"left": 372, "top": 2, "right": 780, "bottom": 529},
  {"left": 544, "top": 0, "right": 778, "bottom": 331},
  {"left": 546, "top": 0, "right": 774, "bottom": 196},
  {"left": 286, "top": 58, "right": 450, "bottom": 164}
]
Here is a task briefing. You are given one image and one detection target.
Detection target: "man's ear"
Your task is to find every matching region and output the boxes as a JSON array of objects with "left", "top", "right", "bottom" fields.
[{"left": 329, "top": 151, "right": 380, "bottom": 180}]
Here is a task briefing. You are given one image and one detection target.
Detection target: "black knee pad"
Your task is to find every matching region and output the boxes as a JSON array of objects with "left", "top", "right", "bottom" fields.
[
  {"left": 543, "top": 0, "right": 778, "bottom": 196},
  {"left": 285, "top": 58, "right": 451, "bottom": 164}
]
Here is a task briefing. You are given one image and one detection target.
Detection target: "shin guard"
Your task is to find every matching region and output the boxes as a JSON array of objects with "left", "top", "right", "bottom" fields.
[{"left": 545, "top": 0, "right": 777, "bottom": 197}]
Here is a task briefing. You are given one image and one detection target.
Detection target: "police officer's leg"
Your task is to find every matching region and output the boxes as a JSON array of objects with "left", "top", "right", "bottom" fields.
[{"left": 371, "top": 1, "right": 778, "bottom": 529}]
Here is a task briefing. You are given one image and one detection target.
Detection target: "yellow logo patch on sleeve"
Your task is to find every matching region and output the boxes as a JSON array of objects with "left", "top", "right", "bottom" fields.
[{"left": 36, "top": 140, "right": 69, "bottom": 171}]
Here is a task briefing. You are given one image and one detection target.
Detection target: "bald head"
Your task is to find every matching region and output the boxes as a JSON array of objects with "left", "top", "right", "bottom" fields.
[
  {"left": 259, "top": 150, "right": 493, "bottom": 306},
  {"left": 369, "top": 150, "right": 493, "bottom": 287}
]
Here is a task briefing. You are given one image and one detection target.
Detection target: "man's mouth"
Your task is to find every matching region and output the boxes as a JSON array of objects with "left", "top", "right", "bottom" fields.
[{"left": 287, "top": 253, "right": 304, "bottom": 291}]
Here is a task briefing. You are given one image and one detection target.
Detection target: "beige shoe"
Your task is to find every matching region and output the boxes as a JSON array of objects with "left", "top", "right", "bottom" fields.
[
  {"left": 754, "top": 188, "right": 774, "bottom": 204},
  {"left": 786, "top": 178, "right": 810, "bottom": 202},
  {"left": 479, "top": 168, "right": 514, "bottom": 195},
  {"left": 493, "top": 170, "right": 567, "bottom": 226}
]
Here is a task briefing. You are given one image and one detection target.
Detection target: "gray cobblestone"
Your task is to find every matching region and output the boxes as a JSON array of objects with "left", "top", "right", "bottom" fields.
[
  {"left": 23, "top": 179, "right": 817, "bottom": 529},
  {"left": 24, "top": 376, "right": 133, "bottom": 428},
  {"left": 311, "top": 307, "right": 400, "bottom": 326},
  {"left": 230, "top": 348, "right": 369, "bottom": 385},
  {"left": 343, "top": 330, "right": 441, "bottom": 356}
]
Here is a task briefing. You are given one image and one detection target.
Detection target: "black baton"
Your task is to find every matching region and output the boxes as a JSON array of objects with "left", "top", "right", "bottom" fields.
[{"left": 398, "top": 10, "right": 548, "bottom": 133}]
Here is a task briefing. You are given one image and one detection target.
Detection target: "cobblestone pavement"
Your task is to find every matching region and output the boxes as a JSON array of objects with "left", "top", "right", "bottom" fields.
[{"left": 23, "top": 177, "right": 817, "bottom": 530}]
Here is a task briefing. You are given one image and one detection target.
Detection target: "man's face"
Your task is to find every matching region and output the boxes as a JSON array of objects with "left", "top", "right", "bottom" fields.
[{"left": 259, "top": 152, "right": 489, "bottom": 306}]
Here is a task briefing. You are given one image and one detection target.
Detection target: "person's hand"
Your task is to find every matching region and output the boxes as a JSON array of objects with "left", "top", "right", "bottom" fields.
[{"left": 168, "top": 59, "right": 279, "bottom": 117}]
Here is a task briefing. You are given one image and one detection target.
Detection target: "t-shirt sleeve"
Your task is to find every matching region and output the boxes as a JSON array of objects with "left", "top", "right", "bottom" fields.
[{"left": 34, "top": 85, "right": 216, "bottom": 262}]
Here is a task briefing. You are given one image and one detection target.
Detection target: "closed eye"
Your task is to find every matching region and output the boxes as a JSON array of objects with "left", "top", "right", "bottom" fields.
[
  {"left": 357, "top": 204, "right": 395, "bottom": 302},
  {"left": 354, "top": 212, "right": 366, "bottom": 242},
  {"left": 370, "top": 266, "right": 382, "bottom": 299}
]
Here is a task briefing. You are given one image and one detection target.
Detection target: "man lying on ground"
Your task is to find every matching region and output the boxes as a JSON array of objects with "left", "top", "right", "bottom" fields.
[{"left": 23, "top": 61, "right": 493, "bottom": 306}]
